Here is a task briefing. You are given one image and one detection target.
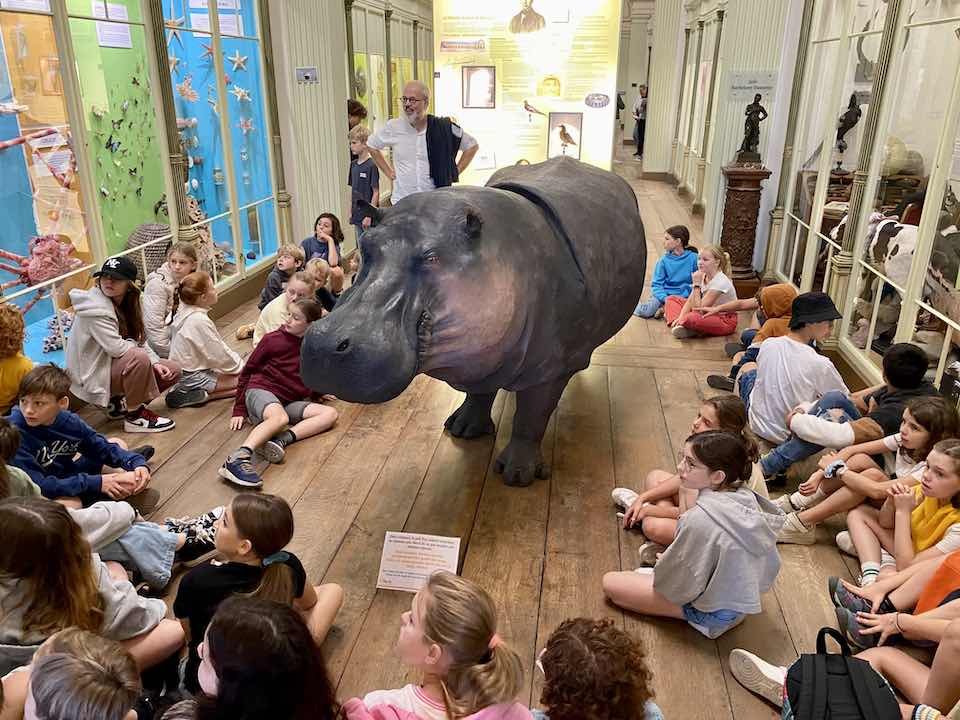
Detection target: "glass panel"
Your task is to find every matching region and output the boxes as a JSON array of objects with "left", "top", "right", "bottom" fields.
[
  {"left": 70, "top": 18, "right": 168, "bottom": 254},
  {"left": 779, "top": 214, "right": 803, "bottom": 283},
  {"left": 850, "top": 0, "right": 886, "bottom": 38},
  {"left": 206, "top": 214, "right": 238, "bottom": 284},
  {"left": 69, "top": 0, "right": 145, "bottom": 24},
  {"left": 811, "top": 0, "right": 844, "bottom": 41},
  {"left": 0, "top": 10, "right": 96, "bottom": 348},
  {"left": 369, "top": 53, "right": 387, "bottom": 130},
  {"left": 165, "top": 0, "right": 252, "bottom": 38},
  {"left": 242, "top": 198, "right": 277, "bottom": 268}
]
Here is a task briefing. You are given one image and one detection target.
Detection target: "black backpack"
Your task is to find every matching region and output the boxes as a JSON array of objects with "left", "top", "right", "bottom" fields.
[{"left": 782, "top": 627, "right": 900, "bottom": 720}]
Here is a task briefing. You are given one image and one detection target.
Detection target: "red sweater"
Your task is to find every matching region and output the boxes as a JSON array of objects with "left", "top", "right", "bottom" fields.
[{"left": 232, "top": 328, "right": 314, "bottom": 417}]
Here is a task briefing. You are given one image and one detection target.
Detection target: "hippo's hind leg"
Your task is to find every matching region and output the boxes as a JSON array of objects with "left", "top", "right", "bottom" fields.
[
  {"left": 445, "top": 391, "right": 497, "bottom": 438},
  {"left": 495, "top": 374, "right": 572, "bottom": 487}
]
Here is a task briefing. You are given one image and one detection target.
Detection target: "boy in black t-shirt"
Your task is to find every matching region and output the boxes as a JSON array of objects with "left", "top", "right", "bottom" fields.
[{"left": 348, "top": 125, "right": 380, "bottom": 244}]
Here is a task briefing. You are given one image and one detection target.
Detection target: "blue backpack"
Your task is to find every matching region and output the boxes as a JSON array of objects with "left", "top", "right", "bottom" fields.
[{"left": 782, "top": 627, "right": 900, "bottom": 720}]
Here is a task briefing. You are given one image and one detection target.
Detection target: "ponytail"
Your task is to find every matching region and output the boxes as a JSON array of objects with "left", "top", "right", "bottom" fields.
[
  {"left": 702, "top": 243, "right": 731, "bottom": 275},
  {"left": 229, "top": 494, "right": 298, "bottom": 604},
  {"left": 422, "top": 572, "right": 524, "bottom": 719},
  {"left": 168, "top": 271, "right": 213, "bottom": 325},
  {"left": 685, "top": 430, "right": 753, "bottom": 489},
  {"left": 703, "top": 395, "right": 759, "bottom": 465}
]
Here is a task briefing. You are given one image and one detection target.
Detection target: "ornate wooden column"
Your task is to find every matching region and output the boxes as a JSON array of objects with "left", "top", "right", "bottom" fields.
[
  {"left": 721, "top": 164, "right": 772, "bottom": 297},
  {"left": 670, "top": 27, "right": 692, "bottom": 182},
  {"left": 823, "top": 0, "right": 904, "bottom": 349},
  {"left": 384, "top": 5, "right": 394, "bottom": 117},
  {"left": 257, "top": 0, "right": 293, "bottom": 246},
  {"left": 146, "top": 0, "right": 201, "bottom": 251},
  {"left": 345, "top": 0, "right": 357, "bottom": 100},
  {"left": 693, "top": 9, "right": 723, "bottom": 214},
  {"left": 679, "top": 19, "right": 704, "bottom": 195}
]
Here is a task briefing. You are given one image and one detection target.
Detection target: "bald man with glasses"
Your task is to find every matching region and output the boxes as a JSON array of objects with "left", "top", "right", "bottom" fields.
[{"left": 367, "top": 80, "right": 479, "bottom": 205}]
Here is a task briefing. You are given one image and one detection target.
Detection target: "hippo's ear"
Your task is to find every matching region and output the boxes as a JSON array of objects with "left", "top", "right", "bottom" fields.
[
  {"left": 354, "top": 198, "right": 384, "bottom": 226},
  {"left": 458, "top": 206, "right": 483, "bottom": 242}
]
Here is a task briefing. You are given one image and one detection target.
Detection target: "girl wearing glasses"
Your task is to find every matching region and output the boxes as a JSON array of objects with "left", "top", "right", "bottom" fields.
[{"left": 602, "top": 431, "right": 785, "bottom": 639}]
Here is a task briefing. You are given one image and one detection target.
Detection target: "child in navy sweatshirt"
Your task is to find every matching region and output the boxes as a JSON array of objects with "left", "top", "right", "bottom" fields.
[
  {"left": 634, "top": 225, "right": 698, "bottom": 319},
  {"left": 220, "top": 299, "right": 339, "bottom": 489},
  {"left": 7, "top": 364, "right": 153, "bottom": 505}
]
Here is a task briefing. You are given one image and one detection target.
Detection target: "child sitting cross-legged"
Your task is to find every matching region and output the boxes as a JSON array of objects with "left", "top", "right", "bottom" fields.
[
  {"left": 165, "top": 271, "right": 243, "bottom": 409},
  {"left": 251, "top": 271, "right": 316, "bottom": 349},
  {"left": 346, "top": 571, "right": 531, "bottom": 720},
  {"left": 236, "top": 245, "right": 306, "bottom": 341},
  {"left": 663, "top": 244, "right": 739, "bottom": 338},
  {"left": 612, "top": 395, "right": 768, "bottom": 566},
  {"left": 633, "top": 225, "right": 698, "bottom": 320},
  {"left": 0, "top": 304, "right": 32, "bottom": 416},
  {"left": 776, "top": 396, "right": 958, "bottom": 546},
  {"left": 0, "top": 496, "right": 185, "bottom": 675},
  {"left": 0, "top": 627, "right": 141, "bottom": 720},
  {"left": 533, "top": 617, "right": 663, "bottom": 720},
  {"left": 9, "top": 364, "right": 155, "bottom": 508},
  {"left": 173, "top": 494, "right": 344, "bottom": 695},
  {"left": 603, "top": 431, "right": 785, "bottom": 639}
]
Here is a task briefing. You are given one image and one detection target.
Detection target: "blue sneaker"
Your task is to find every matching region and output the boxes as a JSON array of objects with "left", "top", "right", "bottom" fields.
[{"left": 218, "top": 454, "right": 263, "bottom": 488}]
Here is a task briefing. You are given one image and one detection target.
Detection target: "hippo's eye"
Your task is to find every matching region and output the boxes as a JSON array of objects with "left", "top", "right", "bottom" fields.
[{"left": 424, "top": 255, "right": 440, "bottom": 266}]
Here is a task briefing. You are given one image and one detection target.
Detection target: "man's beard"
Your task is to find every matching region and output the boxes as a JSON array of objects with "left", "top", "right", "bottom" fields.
[{"left": 404, "top": 109, "right": 421, "bottom": 125}]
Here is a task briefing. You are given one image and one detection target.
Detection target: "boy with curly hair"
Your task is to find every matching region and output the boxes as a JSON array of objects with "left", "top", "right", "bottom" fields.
[
  {"left": 0, "top": 304, "right": 33, "bottom": 415},
  {"left": 535, "top": 618, "right": 663, "bottom": 720}
]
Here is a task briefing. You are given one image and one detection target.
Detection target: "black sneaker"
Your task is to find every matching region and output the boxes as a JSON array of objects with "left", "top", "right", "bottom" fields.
[
  {"left": 131, "top": 445, "right": 155, "bottom": 462},
  {"left": 165, "top": 505, "right": 224, "bottom": 535},
  {"left": 172, "top": 527, "right": 217, "bottom": 570},
  {"left": 165, "top": 386, "right": 209, "bottom": 409},
  {"left": 106, "top": 395, "right": 127, "bottom": 419},
  {"left": 707, "top": 374, "right": 736, "bottom": 392},
  {"left": 724, "top": 342, "right": 745, "bottom": 358}
]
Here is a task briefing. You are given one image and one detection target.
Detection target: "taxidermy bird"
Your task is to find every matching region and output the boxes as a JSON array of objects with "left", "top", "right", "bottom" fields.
[
  {"left": 558, "top": 124, "right": 577, "bottom": 153},
  {"left": 836, "top": 93, "right": 862, "bottom": 153}
]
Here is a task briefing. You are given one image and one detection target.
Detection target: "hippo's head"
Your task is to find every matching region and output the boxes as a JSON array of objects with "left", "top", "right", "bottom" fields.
[{"left": 301, "top": 191, "right": 522, "bottom": 403}]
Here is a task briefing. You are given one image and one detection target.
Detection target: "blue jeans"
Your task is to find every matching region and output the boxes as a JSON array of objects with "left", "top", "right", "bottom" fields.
[
  {"left": 98, "top": 522, "right": 178, "bottom": 590},
  {"left": 740, "top": 327, "right": 758, "bottom": 348},
  {"left": 738, "top": 368, "right": 758, "bottom": 410},
  {"left": 759, "top": 390, "right": 861, "bottom": 477},
  {"left": 729, "top": 345, "right": 759, "bottom": 379},
  {"left": 634, "top": 296, "right": 664, "bottom": 318}
]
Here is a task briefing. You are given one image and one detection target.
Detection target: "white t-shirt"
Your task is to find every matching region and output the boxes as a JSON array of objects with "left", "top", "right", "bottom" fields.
[
  {"left": 704, "top": 271, "right": 738, "bottom": 306},
  {"left": 881, "top": 433, "right": 927, "bottom": 480},
  {"left": 368, "top": 118, "right": 478, "bottom": 204},
  {"left": 748, "top": 336, "right": 849, "bottom": 443},
  {"left": 936, "top": 524, "right": 960, "bottom": 554},
  {"left": 363, "top": 685, "right": 447, "bottom": 720}
]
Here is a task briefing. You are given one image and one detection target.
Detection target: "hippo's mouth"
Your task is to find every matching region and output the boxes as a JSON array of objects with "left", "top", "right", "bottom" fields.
[{"left": 416, "top": 309, "right": 433, "bottom": 371}]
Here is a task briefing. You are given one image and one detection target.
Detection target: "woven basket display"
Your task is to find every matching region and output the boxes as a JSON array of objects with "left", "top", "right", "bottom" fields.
[{"left": 125, "top": 223, "right": 172, "bottom": 283}]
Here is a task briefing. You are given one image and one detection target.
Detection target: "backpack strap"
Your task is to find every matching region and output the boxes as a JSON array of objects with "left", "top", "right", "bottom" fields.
[
  {"left": 795, "top": 655, "right": 828, "bottom": 720},
  {"left": 846, "top": 658, "right": 899, "bottom": 720},
  {"left": 817, "top": 626, "right": 853, "bottom": 656}
]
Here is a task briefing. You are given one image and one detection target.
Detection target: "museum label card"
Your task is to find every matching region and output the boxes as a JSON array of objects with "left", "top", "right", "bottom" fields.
[
  {"left": 376, "top": 532, "right": 461, "bottom": 593},
  {"left": 0, "top": 0, "right": 50, "bottom": 11},
  {"left": 93, "top": 2, "right": 132, "bottom": 49}
]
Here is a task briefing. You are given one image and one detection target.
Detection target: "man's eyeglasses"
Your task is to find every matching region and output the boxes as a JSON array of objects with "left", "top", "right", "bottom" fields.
[{"left": 400, "top": 96, "right": 425, "bottom": 105}]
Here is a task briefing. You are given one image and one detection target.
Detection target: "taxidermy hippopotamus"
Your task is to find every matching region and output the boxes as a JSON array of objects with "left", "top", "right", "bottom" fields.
[{"left": 301, "top": 156, "right": 646, "bottom": 486}]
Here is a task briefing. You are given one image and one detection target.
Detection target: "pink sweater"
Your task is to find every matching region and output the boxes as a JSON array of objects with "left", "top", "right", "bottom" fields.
[{"left": 343, "top": 697, "right": 534, "bottom": 720}]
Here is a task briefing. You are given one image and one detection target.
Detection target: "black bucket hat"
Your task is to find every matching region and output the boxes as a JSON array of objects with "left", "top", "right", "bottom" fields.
[
  {"left": 93, "top": 255, "right": 138, "bottom": 283},
  {"left": 789, "top": 291, "right": 843, "bottom": 328}
]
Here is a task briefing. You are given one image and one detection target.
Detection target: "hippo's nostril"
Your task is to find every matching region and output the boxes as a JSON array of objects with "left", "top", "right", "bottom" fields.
[{"left": 336, "top": 339, "right": 350, "bottom": 352}]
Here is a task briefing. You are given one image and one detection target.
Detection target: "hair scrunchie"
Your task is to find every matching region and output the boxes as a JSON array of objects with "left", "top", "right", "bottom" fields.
[{"left": 262, "top": 550, "right": 290, "bottom": 567}]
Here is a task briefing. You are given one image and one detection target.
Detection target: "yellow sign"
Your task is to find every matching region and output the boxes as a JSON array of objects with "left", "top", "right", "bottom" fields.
[{"left": 433, "top": 0, "right": 622, "bottom": 184}]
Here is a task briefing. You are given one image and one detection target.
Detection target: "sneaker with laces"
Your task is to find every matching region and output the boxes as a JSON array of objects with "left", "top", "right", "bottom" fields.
[
  {"left": 772, "top": 493, "right": 796, "bottom": 514},
  {"left": 835, "top": 607, "right": 877, "bottom": 649},
  {"left": 706, "top": 374, "right": 736, "bottom": 392},
  {"left": 219, "top": 455, "right": 263, "bottom": 488},
  {"left": 671, "top": 325, "right": 697, "bottom": 339},
  {"left": 828, "top": 576, "right": 872, "bottom": 614},
  {"left": 729, "top": 649, "right": 786, "bottom": 707},
  {"left": 257, "top": 439, "right": 286, "bottom": 464},
  {"left": 611, "top": 487, "right": 639, "bottom": 511},
  {"left": 835, "top": 530, "right": 858, "bottom": 557},
  {"left": 637, "top": 541, "right": 665, "bottom": 566},
  {"left": 172, "top": 528, "right": 218, "bottom": 571},
  {"left": 776, "top": 512, "right": 816, "bottom": 545},
  {"left": 106, "top": 395, "right": 127, "bottom": 419},
  {"left": 165, "top": 505, "right": 224, "bottom": 535},
  {"left": 124, "top": 406, "right": 175, "bottom": 433},
  {"left": 165, "top": 386, "right": 209, "bottom": 409}
]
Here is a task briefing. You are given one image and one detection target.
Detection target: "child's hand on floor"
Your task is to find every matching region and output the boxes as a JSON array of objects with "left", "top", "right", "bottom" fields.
[
  {"left": 799, "top": 470, "right": 823, "bottom": 495},
  {"left": 229, "top": 416, "right": 245, "bottom": 431}
]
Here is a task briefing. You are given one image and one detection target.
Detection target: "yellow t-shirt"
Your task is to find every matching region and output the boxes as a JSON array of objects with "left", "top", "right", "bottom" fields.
[{"left": 0, "top": 352, "right": 33, "bottom": 415}]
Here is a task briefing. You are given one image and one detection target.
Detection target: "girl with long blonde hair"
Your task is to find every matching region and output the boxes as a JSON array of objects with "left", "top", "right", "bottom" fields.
[{"left": 663, "top": 243, "right": 739, "bottom": 338}]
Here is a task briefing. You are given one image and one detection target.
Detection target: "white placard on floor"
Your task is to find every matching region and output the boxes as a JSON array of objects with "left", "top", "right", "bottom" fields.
[{"left": 376, "top": 531, "right": 460, "bottom": 593}]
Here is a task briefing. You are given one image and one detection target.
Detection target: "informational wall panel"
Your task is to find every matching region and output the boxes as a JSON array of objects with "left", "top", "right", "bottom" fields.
[{"left": 433, "top": 0, "right": 621, "bottom": 184}]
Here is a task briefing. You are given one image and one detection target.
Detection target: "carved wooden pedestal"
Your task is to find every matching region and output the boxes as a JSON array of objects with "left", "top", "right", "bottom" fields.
[{"left": 720, "top": 163, "right": 772, "bottom": 297}]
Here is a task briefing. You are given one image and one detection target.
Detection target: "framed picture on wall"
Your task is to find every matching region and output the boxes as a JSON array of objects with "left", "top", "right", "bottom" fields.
[
  {"left": 462, "top": 66, "right": 496, "bottom": 109},
  {"left": 547, "top": 112, "right": 582, "bottom": 160},
  {"left": 40, "top": 57, "right": 62, "bottom": 96}
]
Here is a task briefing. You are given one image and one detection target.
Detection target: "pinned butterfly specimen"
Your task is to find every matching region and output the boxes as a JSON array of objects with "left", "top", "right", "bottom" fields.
[
  {"left": 99, "top": 186, "right": 110, "bottom": 197},
  {"left": 91, "top": 105, "right": 107, "bottom": 119},
  {"left": 176, "top": 75, "right": 199, "bottom": 103},
  {"left": 111, "top": 118, "right": 122, "bottom": 130},
  {"left": 135, "top": 186, "right": 143, "bottom": 198},
  {"left": 105, "top": 135, "right": 121, "bottom": 153},
  {"left": 131, "top": 75, "right": 141, "bottom": 86},
  {"left": 121, "top": 99, "right": 129, "bottom": 113},
  {"left": 128, "top": 167, "right": 138, "bottom": 177}
]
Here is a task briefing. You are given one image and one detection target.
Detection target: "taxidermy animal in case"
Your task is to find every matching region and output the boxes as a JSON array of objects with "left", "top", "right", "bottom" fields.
[{"left": 301, "top": 156, "right": 647, "bottom": 487}]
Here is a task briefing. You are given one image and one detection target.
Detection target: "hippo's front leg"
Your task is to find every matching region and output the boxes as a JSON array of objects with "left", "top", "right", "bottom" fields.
[
  {"left": 445, "top": 391, "right": 497, "bottom": 438},
  {"left": 495, "top": 374, "right": 572, "bottom": 487}
]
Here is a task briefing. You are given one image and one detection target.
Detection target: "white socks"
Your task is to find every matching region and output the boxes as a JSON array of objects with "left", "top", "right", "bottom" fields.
[
  {"left": 859, "top": 561, "right": 880, "bottom": 586},
  {"left": 790, "top": 487, "right": 826, "bottom": 511}
]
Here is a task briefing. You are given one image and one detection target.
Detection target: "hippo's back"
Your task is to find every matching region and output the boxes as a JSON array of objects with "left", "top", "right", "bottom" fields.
[{"left": 487, "top": 157, "right": 646, "bottom": 339}]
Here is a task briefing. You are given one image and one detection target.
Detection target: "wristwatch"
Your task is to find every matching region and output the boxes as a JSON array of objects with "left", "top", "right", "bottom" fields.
[{"left": 824, "top": 459, "right": 847, "bottom": 479}]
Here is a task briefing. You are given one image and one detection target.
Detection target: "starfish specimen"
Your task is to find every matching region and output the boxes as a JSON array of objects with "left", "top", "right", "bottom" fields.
[
  {"left": 207, "top": 88, "right": 220, "bottom": 116},
  {"left": 226, "top": 49, "right": 248, "bottom": 72},
  {"left": 201, "top": 42, "right": 215, "bottom": 60},
  {"left": 168, "top": 53, "right": 181, "bottom": 74},
  {"left": 165, "top": 16, "right": 184, "bottom": 46},
  {"left": 176, "top": 75, "right": 199, "bottom": 103},
  {"left": 238, "top": 117, "right": 254, "bottom": 135},
  {"left": 229, "top": 84, "right": 251, "bottom": 102}
]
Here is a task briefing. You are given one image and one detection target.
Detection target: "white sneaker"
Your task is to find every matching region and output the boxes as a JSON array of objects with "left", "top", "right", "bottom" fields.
[
  {"left": 729, "top": 649, "right": 786, "bottom": 707},
  {"left": 835, "top": 530, "right": 858, "bottom": 557},
  {"left": 638, "top": 541, "right": 665, "bottom": 566},
  {"left": 611, "top": 487, "right": 639, "bottom": 511},
  {"left": 672, "top": 325, "right": 697, "bottom": 339},
  {"left": 123, "top": 406, "right": 175, "bottom": 433},
  {"left": 773, "top": 493, "right": 796, "bottom": 514},
  {"left": 777, "top": 512, "right": 817, "bottom": 545},
  {"left": 688, "top": 613, "right": 744, "bottom": 639}
]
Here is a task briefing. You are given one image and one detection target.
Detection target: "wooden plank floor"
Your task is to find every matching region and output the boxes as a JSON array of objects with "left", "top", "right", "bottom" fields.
[{"left": 97, "top": 168, "right": 859, "bottom": 719}]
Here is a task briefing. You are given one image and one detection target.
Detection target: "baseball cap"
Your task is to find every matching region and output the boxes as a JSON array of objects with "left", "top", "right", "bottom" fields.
[
  {"left": 93, "top": 255, "right": 138, "bottom": 283},
  {"left": 789, "top": 292, "right": 843, "bottom": 328}
]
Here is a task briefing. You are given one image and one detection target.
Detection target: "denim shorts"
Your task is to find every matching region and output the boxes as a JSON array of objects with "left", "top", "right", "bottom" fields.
[
  {"left": 97, "top": 521, "right": 178, "bottom": 590},
  {"left": 245, "top": 388, "right": 310, "bottom": 425},
  {"left": 682, "top": 604, "right": 743, "bottom": 636}
]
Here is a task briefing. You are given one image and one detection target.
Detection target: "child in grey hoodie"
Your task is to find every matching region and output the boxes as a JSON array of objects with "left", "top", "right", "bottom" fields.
[{"left": 603, "top": 430, "right": 785, "bottom": 639}]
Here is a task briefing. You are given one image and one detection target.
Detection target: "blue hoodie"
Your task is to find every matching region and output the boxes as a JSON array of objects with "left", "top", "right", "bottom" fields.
[
  {"left": 7, "top": 407, "right": 147, "bottom": 498},
  {"left": 650, "top": 249, "right": 699, "bottom": 302}
]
